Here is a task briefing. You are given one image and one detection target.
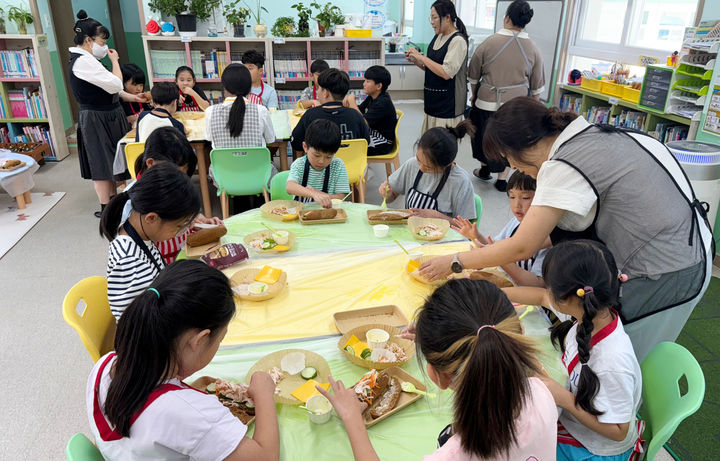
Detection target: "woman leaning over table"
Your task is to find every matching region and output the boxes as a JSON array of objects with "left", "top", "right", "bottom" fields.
[
  {"left": 406, "top": 0, "right": 468, "bottom": 133},
  {"left": 419, "top": 97, "right": 713, "bottom": 363},
  {"left": 68, "top": 10, "right": 148, "bottom": 218}
]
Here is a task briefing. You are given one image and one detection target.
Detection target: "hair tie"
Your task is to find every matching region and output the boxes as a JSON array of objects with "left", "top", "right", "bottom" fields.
[
  {"left": 74, "top": 27, "right": 82, "bottom": 33},
  {"left": 618, "top": 273, "right": 628, "bottom": 283},
  {"left": 476, "top": 325, "right": 495, "bottom": 336},
  {"left": 576, "top": 286, "right": 594, "bottom": 298},
  {"left": 147, "top": 288, "right": 160, "bottom": 299}
]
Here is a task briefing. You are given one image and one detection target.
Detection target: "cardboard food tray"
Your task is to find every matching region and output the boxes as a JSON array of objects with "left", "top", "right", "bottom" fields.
[
  {"left": 186, "top": 239, "right": 222, "bottom": 259},
  {"left": 407, "top": 216, "right": 450, "bottom": 241},
  {"left": 299, "top": 208, "right": 348, "bottom": 225},
  {"left": 188, "top": 376, "right": 256, "bottom": 425},
  {"left": 0, "top": 160, "right": 25, "bottom": 172},
  {"left": 230, "top": 268, "right": 287, "bottom": 302},
  {"left": 246, "top": 349, "right": 331, "bottom": 405},
  {"left": 408, "top": 255, "right": 470, "bottom": 286},
  {"left": 469, "top": 268, "right": 515, "bottom": 288},
  {"left": 334, "top": 305, "right": 408, "bottom": 334},
  {"left": 260, "top": 200, "right": 303, "bottom": 222},
  {"left": 243, "top": 230, "right": 297, "bottom": 253},
  {"left": 366, "top": 209, "right": 412, "bottom": 225},
  {"left": 338, "top": 324, "right": 414, "bottom": 370},
  {"left": 363, "top": 367, "right": 425, "bottom": 428}
]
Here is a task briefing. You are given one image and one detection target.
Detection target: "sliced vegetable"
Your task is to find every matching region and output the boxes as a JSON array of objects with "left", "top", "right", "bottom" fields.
[
  {"left": 360, "top": 348, "right": 372, "bottom": 360},
  {"left": 345, "top": 345, "right": 355, "bottom": 355},
  {"left": 261, "top": 238, "right": 277, "bottom": 249},
  {"left": 206, "top": 382, "right": 216, "bottom": 393},
  {"left": 301, "top": 366, "right": 318, "bottom": 380}
]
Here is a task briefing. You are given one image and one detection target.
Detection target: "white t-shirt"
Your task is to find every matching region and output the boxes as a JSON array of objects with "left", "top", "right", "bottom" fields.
[
  {"left": 422, "top": 377, "right": 557, "bottom": 461},
  {"left": 559, "top": 315, "right": 642, "bottom": 456},
  {"left": 493, "top": 217, "right": 548, "bottom": 277},
  {"left": 87, "top": 353, "right": 247, "bottom": 460},
  {"left": 532, "top": 117, "right": 597, "bottom": 232}
]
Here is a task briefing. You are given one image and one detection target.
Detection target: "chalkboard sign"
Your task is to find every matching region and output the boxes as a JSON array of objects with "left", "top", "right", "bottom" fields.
[{"left": 639, "top": 65, "right": 674, "bottom": 113}]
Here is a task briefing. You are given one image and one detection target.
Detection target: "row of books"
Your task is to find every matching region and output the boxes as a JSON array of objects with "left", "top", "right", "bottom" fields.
[
  {"left": 277, "top": 90, "right": 301, "bottom": 110},
  {"left": 0, "top": 124, "right": 56, "bottom": 157},
  {"left": 274, "top": 53, "right": 310, "bottom": 79},
  {"left": 585, "top": 106, "right": 611, "bottom": 124},
  {"left": 347, "top": 51, "right": 381, "bottom": 77},
  {"left": 0, "top": 49, "right": 37, "bottom": 78},
  {"left": 205, "top": 90, "right": 224, "bottom": 106},
  {"left": 651, "top": 123, "right": 688, "bottom": 143},
  {"left": 613, "top": 110, "right": 647, "bottom": 130},
  {"left": 199, "top": 50, "right": 228, "bottom": 79},
  {"left": 559, "top": 94, "right": 582, "bottom": 114},
  {"left": 3, "top": 88, "right": 46, "bottom": 119}
]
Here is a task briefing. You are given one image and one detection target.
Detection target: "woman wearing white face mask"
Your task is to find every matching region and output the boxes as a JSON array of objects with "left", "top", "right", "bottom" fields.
[{"left": 69, "top": 10, "right": 147, "bottom": 217}]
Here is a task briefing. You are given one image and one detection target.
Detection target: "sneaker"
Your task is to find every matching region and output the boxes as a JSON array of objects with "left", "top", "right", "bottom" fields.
[
  {"left": 494, "top": 180, "right": 507, "bottom": 192},
  {"left": 94, "top": 210, "right": 102, "bottom": 218},
  {"left": 473, "top": 165, "right": 493, "bottom": 181}
]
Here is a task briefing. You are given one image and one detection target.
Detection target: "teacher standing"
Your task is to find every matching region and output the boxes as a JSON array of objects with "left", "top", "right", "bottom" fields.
[
  {"left": 420, "top": 97, "right": 714, "bottom": 362},
  {"left": 69, "top": 10, "right": 145, "bottom": 217},
  {"left": 405, "top": 0, "right": 468, "bottom": 133},
  {"left": 468, "top": 0, "right": 545, "bottom": 192}
]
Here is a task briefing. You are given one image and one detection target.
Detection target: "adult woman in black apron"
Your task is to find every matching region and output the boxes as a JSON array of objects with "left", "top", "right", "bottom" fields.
[
  {"left": 405, "top": 0, "right": 468, "bottom": 133},
  {"left": 69, "top": 11, "right": 144, "bottom": 217},
  {"left": 419, "top": 97, "right": 713, "bottom": 362}
]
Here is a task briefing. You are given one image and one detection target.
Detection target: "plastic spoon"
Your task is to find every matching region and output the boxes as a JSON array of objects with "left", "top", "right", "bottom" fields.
[
  {"left": 393, "top": 239, "right": 410, "bottom": 255},
  {"left": 262, "top": 222, "right": 278, "bottom": 234},
  {"left": 340, "top": 191, "right": 352, "bottom": 202},
  {"left": 381, "top": 184, "right": 389, "bottom": 209},
  {"left": 518, "top": 305, "right": 535, "bottom": 320},
  {"left": 401, "top": 381, "right": 436, "bottom": 398}
]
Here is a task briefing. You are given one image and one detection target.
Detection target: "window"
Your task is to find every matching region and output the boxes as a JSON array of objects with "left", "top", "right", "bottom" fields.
[
  {"left": 402, "top": 0, "right": 415, "bottom": 36},
  {"left": 456, "top": 0, "right": 497, "bottom": 33},
  {"left": 626, "top": 0, "right": 697, "bottom": 51},
  {"left": 577, "top": 0, "right": 629, "bottom": 44}
]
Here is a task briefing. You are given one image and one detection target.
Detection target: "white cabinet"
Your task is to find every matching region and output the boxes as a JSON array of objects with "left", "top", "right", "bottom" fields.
[{"left": 387, "top": 64, "right": 424, "bottom": 91}]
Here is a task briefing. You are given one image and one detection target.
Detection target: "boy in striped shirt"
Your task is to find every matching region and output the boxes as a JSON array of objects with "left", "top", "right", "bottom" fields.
[{"left": 286, "top": 119, "right": 350, "bottom": 208}]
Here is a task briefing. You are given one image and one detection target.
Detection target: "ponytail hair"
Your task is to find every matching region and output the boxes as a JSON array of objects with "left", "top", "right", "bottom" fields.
[
  {"left": 415, "top": 279, "right": 543, "bottom": 458},
  {"left": 104, "top": 259, "right": 236, "bottom": 436},
  {"left": 543, "top": 240, "right": 620, "bottom": 416},
  {"left": 431, "top": 0, "right": 468, "bottom": 42},
  {"left": 73, "top": 10, "right": 110, "bottom": 46},
  {"left": 99, "top": 163, "right": 200, "bottom": 240},
  {"left": 416, "top": 119, "right": 475, "bottom": 168},
  {"left": 483, "top": 97, "right": 578, "bottom": 166},
  {"left": 135, "top": 126, "right": 197, "bottom": 177},
  {"left": 221, "top": 63, "right": 252, "bottom": 137}
]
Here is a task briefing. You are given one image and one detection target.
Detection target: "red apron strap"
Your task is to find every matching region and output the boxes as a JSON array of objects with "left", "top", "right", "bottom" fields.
[
  {"left": 556, "top": 420, "right": 584, "bottom": 447},
  {"left": 565, "top": 310, "right": 620, "bottom": 375}
]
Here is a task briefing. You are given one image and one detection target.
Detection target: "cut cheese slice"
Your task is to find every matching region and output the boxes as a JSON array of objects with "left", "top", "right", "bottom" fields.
[
  {"left": 290, "top": 379, "right": 330, "bottom": 403},
  {"left": 406, "top": 260, "right": 421, "bottom": 273},
  {"left": 273, "top": 245, "right": 290, "bottom": 252},
  {"left": 282, "top": 213, "right": 297, "bottom": 221},
  {"left": 255, "top": 265, "right": 282, "bottom": 284},
  {"left": 345, "top": 334, "right": 361, "bottom": 349},
  {"left": 353, "top": 341, "right": 369, "bottom": 358}
]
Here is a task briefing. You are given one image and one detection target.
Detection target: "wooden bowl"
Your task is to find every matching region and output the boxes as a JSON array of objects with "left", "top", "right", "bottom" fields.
[
  {"left": 246, "top": 349, "right": 331, "bottom": 405},
  {"left": 230, "top": 267, "right": 287, "bottom": 302},
  {"left": 260, "top": 200, "right": 303, "bottom": 221},
  {"left": 243, "top": 230, "right": 297, "bottom": 253},
  {"left": 407, "top": 216, "right": 450, "bottom": 241},
  {"left": 338, "top": 324, "right": 414, "bottom": 370}
]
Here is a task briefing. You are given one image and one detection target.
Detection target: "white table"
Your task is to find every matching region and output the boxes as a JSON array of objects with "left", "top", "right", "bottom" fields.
[{"left": 0, "top": 151, "right": 39, "bottom": 209}]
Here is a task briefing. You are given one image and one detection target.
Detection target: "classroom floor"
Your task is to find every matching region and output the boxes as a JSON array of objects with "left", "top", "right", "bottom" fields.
[{"left": 0, "top": 102, "right": 675, "bottom": 459}]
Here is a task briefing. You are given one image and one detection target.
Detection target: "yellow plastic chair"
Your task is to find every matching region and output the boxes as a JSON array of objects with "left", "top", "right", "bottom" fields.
[
  {"left": 367, "top": 109, "right": 403, "bottom": 178},
  {"left": 335, "top": 139, "right": 368, "bottom": 203},
  {"left": 124, "top": 142, "right": 145, "bottom": 179},
  {"left": 62, "top": 276, "right": 116, "bottom": 363}
]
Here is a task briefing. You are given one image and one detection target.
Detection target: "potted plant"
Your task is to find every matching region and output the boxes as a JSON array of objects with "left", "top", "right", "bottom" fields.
[
  {"left": 310, "top": 2, "right": 344, "bottom": 37},
  {"left": 271, "top": 17, "right": 296, "bottom": 38},
  {"left": 148, "top": 0, "right": 221, "bottom": 37},
  {"left": 291, "top": 2, "right": 312, "bottom": 37},
  {"left": 224, "top": 0, "right": 250, "bottom": 37},
  {"left": 8, "top": 5, "right": 33, "bottom": 35},
  {"left": 0, "top": 8, "right": 6, "bottom": 35},
  {"left": 242, "top": 0, "right": 268, "bottom": 37}
]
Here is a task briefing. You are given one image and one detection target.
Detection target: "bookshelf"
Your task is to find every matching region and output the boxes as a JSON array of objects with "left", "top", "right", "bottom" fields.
[
  {"left": 142, "top": 36, "right": 384, "bottom": 110},
  {"left": 0, "top": 34, "right": 69, "bottom": 161}
]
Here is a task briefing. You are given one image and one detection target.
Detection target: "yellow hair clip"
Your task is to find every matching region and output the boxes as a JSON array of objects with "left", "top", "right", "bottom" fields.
[{"left": 576, "top": 288, "right": 586, "bottom": 298}]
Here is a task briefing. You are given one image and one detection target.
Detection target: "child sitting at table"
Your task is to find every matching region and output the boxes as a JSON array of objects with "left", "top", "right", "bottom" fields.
[
  {"left": 319, "top": 278, "right": 558, "bottom": 461},
  {"left": 100, "top": 163, "right": 200, "bottom": 319},
  {"left": 343, "top": 65, "right": 397, "bottom": 156},
  {"left": 242, "top": 50, "right": 278, "bottom": 109},
  {"left": 504, "top": 240, "right": 643, "bottom": 461},
  {"left": 379, "top": 121, "right": 476, "bottom": 221},
  {"left": 120, "top": 63, "right": 151, "bottom": 126},
  {"left": 298, "top": 59, "right": 329, "bottom": 108},
  {"left": 175, "top": 66, "right": 209, "bottom": 112},
  {"left": 286, "top": 118, "right": 350, "bottom": 208},
  {"left": 452, "top": 171, "right": 549, "bottom": 287},
  {"left": 135, "top": 82, "right": 185, "bottom": 142},
  {"left": 87, "top": 259, "right": 280, "bottom": 461}
]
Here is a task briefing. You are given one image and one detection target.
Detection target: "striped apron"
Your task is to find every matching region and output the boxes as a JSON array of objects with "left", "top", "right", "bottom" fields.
[{"left": 295, "top": 159, "right": 330, "bottom": 203}]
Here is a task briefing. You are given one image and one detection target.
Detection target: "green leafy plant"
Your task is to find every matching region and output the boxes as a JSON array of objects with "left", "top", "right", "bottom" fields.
[
  {"left": 148, "top": 0, "right": 220, "bottom": 20},
  {"left": 271, "top": 16, "right": 296, "bottom": 37},
  {"left": 224, "top": 0, "right": 250, "bottom": 25},
  {"left": 7, "top": 5, "right": 33, "bottom": 26},
  {"left": 291, "top": 2, "right": 312, "bottom": 37},
  {"left": 241, "top": 0, "right": 268, "bottom": 25},
  {"left": 310, "top": 2, "right": 344, "bottom": 36}
]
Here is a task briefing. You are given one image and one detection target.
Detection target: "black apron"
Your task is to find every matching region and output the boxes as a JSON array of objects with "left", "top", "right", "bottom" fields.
[
  {"left": 405, "top": 167, "right": 451, "bottom": 211},
  {"left": 294, "top": 158, "right": 330, "bottom": 204},
  {"left": 424, "top": 32, "right": 463, "bottom": 119},
  {"left": 122, "top": 220, "right": 164, "bottom": 272}
]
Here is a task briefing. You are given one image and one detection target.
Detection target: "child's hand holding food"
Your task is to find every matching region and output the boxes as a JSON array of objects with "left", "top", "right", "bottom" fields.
[
  {"left": 311, "top": 190, "right": 333, "bottom": 209},
  {"left": 247, "top": 371, "right": 276, "bottom": 401},
  {"left": 317, "top": 376, "right": 367, "bottom": 423}
]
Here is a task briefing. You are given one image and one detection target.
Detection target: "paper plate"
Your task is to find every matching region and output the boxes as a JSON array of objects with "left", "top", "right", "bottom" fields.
[
  {"left": 260, "top": 200, "right": 303, "bottom": 221},
  {"left": 230, "top": 267, "right": 287, "bottom": 302},
  {"left": 246, "top": 349, "right": 331, "bottom": 405},
  {"left": 407, "top": 216, "right": 450, "bottom": 241},
  {"left": 189, "top": 376, "right": 256, "bottom": 425},
  {"left": 338, "top": 324, "right": 414, "bottom": 370},
  {"left": 243, "top": 230, "right": 297, "bottom": 253}
]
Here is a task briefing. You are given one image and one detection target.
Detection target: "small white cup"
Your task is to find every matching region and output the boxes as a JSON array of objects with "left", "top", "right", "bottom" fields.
[
  {"left": 306, "top": 394, "right": 332, "bottom": 424},
  {"left": 366, "top": 328, "right": 390, "bottom": 350},
  {"left": 373, "top": 224, "right": 390, "bottom": 238},
  {"left": 331, "top": 198, "right": 343, "bottom": 208}
]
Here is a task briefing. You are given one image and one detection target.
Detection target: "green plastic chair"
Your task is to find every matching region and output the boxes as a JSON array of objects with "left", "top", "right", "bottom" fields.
[
  {"left": 471, "top": 194, "right": 483, "bottom": 223},
  {"left": 270, "top": 170, "right": 293, "bottom": 201},
  {"left": 640, "top": 342, "right": 705, "bottom": 460},
  {"left": 66, "top": 433, "right": 104, "bottom": 461},
  {"left": 210, "top": 147, "right": 272, "bottom": 219}
]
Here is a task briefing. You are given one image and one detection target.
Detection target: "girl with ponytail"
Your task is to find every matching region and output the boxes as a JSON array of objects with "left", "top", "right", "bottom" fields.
[
  {"left": 100, "top": 162, "right": 201, "bottom": 319},
  {"left": 205, "top": 63, "right": 275, "bottom": 149},
  {"left": 379, "top": 119, "right": 477, "bottom": 221},
  {"left": 505, "top": 240, "right": 644, "bottom": 461},
  {"left": 318, "top": 279, "right": 558, "bottom": 461},
  {"left": 87, "top": 260, "right": 280, "bottom": 461}
]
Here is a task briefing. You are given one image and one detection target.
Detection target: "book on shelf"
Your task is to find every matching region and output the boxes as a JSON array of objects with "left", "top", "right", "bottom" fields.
[
  {"left": 585, "top": 106, "right": 611, "bottom": 124},
  {"left": 150, "top": 50, "right": 187, "bottom": 79},
  {"left": 613, "top": 110, "right": 646, "bottom": 130},
  {"left": 199, "top": 50, "right": 227, "bottom": 79},
  {"left": 347, "top": 51, "right": 380, "bottom": 78},
  {"left": 7, "top": 87, "right": 46, "bottom": 119},
  {"left": 650, "top": 123, "right": 688, "bottom": 143},
  {"left": 559, "top": 94, "right": 582, "bottom": 114},
  {"left": 273, "top": 52, "right": 309, "bottom": 79},
  {"left": 277, "top": 90, "right": 300, "bottom": 109},
  {"left": 205, "top": 90, "right": 224, "bottom": 105},
  {"left": 0, "top": 49, "right": 37, "bottom": 78},
  {"left": 0, "top": 124, "right": 56, "bottom": 158}
]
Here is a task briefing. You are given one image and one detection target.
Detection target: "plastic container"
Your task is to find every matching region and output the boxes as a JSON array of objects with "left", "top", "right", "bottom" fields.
[
  {"left": 580, "top": 78, "right": 603, "bottom": 92},
  {"left": 306, "top": 394, "right": 332, "bottom": 424},
  {"left": 623, "top": 86, "right": 641, "bottom": 103},
  {"left": 373, "top": 224, "right": 389, "bottom": 238},
  {"left": 366, "top": 328, "right": 390, "bottom": 350},
  {"left": 345, "top": 29, "right": 372, "bottom": 37},
  {"left": 601, "top": 81, "right": 626, "bottom": 97},
  {"left": 332, "top": 199, "right": 343, "bottom": 208}
]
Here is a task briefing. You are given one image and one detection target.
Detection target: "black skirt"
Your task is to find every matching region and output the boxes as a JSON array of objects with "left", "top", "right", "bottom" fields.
[
  {"left": 77, "top": 104, "right": 130, "bottom": 181},
  {"left": 469, "top": 106, "right": 508, "bottom": 172}
]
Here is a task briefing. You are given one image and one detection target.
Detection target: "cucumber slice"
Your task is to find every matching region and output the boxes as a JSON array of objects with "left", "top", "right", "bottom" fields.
[
  {"left": 300, "top": 366, "right": 318, "bottom": 380},
  {"left": 360, "top": 348, "right": 372, "bottom": 360},
  {"left": 344, "top": 345, "right": 355, "bottom": 355},
  {"left": 206, "top": 382, "right": 216, "bottom": 393}
]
